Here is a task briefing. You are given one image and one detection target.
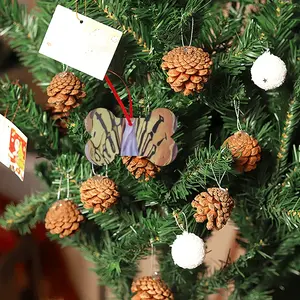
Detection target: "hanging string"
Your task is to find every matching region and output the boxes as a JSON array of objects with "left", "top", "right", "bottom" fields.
[
  {"left": 189, "top": 17, "right": 194, "bottom": 47},
  {"left": 104, "top": 70, "right": 133, "bottom": 126},
  {"left": 233, "top": 99, "right": 243, "bottom": 131},
  {"left": 210, "top": 163, "right": 226, "bottom": 191},
  {"left": 63, "top": 64, "right": 69, "bottom": 72},
  {"left": 219, "top": 170, "right": 227, "bottom": 187},
  {"left": 57, "top": 176, "right": 63, "bottom": 200},
  {"left": 210, "top": 163, "right": 221, "bottom": 189},
  {"left": 75, "top": 0, "right": 87, "bottom": 23},
  {"left": 66, "top": 174, "right": 70, "bottom": 199},
  {"left": 80, "top": 163, "right": 83, "bottom": 180},
  {"left": 146, "top": 104, "right": 150, "bottom": 115},
  {"left": 180, "top": 16, "right": 185, "bottom": 47},
  {"left": 150, "top": 238, "right": 155, "bottom": 276},
  {"left": 173, "top": 211, "right": 189, "bottom": 232},
  {"left": 75, "top": 0, "right": 82, "bottom": 22},
  {"left": 91, "top": 164, "right": 108, "bottom": 177},
  {"left": 91, "top": 163, "right": 97, "bottom": 176},
  {"left": 180, "top": 16, "right": 195, "bottom": 47},
  {"left": 4, "top": 105, "right": 9, "bottom": 118}
]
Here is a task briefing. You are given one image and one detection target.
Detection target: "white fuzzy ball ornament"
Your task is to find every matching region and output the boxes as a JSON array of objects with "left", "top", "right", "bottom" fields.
[
  {"left": 171, "top": 231, "right": 205, "bottom": 269},
  {"left": 251, "top": 51, "right": 287, "bottom": 90}
]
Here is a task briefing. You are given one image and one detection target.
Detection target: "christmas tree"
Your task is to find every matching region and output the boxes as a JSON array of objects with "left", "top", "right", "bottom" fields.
[{"left": 1, "top": 0, "right": 300, "bottom": 299}]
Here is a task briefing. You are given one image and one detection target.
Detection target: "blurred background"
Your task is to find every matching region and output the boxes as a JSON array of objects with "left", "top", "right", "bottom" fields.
[{"left": 0, "top": 1, "right": 244, "bottom": 299}]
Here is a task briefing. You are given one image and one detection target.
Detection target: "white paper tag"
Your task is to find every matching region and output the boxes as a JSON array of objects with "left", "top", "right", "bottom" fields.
[
  {"left": 39, "top": 5, "right": 122, "bottom": 80},
  {"left": 0, "top": 115, "right": 27, "bottom": 181}
]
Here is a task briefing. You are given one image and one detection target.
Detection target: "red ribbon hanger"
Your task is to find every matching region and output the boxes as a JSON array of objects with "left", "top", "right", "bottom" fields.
[{"left": 104, "top": 70, "right": 133, "bottom": 126}]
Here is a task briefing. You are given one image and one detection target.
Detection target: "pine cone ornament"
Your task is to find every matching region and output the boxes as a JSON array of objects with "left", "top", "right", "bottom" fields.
[
  {"left": 192, "top": 188, "right": 234, "bottom": 230},
  {"left": 122, "top": 156, "right": 161, "bottom": 181},
  {"left": 46, "top": 72, "right": 86, "bottom": 129},
  {"left": 131, "top": 276, "right": 174, "bottom": 300},
  {"left": 45, "top": 200, "right": 84, "bottom": 238},
  {"left": 223, "top": 131, "right": 261, "bottom": 172},
  {"left": 80, "top": 176, "right": 120, "bottom": 213},
  {"left": 161, "top": 46, "right": 213, "bottom": 96}
]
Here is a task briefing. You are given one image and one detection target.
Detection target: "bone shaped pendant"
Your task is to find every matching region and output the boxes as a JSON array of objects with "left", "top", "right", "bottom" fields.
[{"left": 85, "top": 108, "right": 178, "bottom": 166}]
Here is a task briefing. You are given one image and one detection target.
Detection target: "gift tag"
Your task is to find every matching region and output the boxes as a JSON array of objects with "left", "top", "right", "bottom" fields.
[
  {"left": 39, "top": 5, "right": 122, "bottom": 80},
  {"left": 85, "top": 108, "right": 178, "bottom": 167},
  {"left": 0, "top": 115, "right": 27, "bottom": 181}
]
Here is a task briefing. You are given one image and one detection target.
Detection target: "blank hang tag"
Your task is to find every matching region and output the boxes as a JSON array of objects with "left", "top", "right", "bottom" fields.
[
  {"left": 39, "top": 5, "right": 122, "bottom": 80},
  {"left": 0, "top": 114, "right": 28, "bottom": 181}
]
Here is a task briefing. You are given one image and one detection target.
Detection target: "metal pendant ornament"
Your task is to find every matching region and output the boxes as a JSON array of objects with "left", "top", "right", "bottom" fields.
[{"left": 85, "top": 108, "right": 178, "bottom": 167}]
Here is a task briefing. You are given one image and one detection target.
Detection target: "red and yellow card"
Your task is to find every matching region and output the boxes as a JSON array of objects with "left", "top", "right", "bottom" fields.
[{"left": 0, "top": 114, "right": 27, "bottom": 181}]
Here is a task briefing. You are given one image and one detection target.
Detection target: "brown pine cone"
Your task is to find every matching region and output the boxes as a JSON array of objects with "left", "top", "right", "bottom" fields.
[
  {"left": 161, "top": 46, "right": 213, "bottom": 96},
  {"left": 192, "top": 188, "right": 234, "bottom": 230},
  {"left": 131, "top": 276, "right": 174, "bottom": 300},
  {"left": 122, "top": 156, "right": 160, "bottom": 181},
  {"left": 46, "top": 72, "right": 86, "bottom": 129},
  {"left": 223, "top": 131, "right": 261, "bottom": 172},
  {"left": 45, "top": 200, "right": 84, "bottom": 238},
  {"left": 80, "top": 176, "right": 120, "bottom": 213}
]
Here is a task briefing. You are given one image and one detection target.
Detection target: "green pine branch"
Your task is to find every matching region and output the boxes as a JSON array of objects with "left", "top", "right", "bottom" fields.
[
  {"left": 0, "top": 0, "right": 103, "bottom": 100},
  {"left": 0, "top": 0, "right": 61, "bottom": 82},
  {"left": 0, "top": 193, "right": 52, "bottom": 234},
  {"left": 214, "top": 20, "right": 267, "bottom": 76},
  {"left": 170, "top": 146, "right": 233, "bottom": 200},
  {"left": 0, "top": 79, "right": 59, "bottom": 157},
  {"left": 0, "top": 1, "right": 300, "bottom": 299},
  {"left": 254, "top": 1, "right": 300, "bottom": 57},
  {"left": 194, "top": 243, "right": 263, "bottom": 299},
  {"left": 263, "top": 146, "right": 300, "bottom": 230},
  {"left": 276, "top": 77, "right": 300, "bottom": 173},
  {"left": 48, "top": 229, "right": 134, "bottom": 299}
]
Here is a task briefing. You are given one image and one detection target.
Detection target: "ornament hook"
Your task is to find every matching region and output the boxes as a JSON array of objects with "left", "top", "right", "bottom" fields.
[
  {"left": 210, "top": 163, "right": 226, "bottom": 191},
  {"left": 57, "top": 176, "right": 63, "bottom": 200},
  {"left": 66, "top": 173, "right": 70, "bottom": 199},
  {"left": 63, "top": 64, "right": 69, "bottom": 72},
  {"left": 150, "top": 238, "right": 155, "bottom": 276},
  {"left": 180, "top": 16, "right": 194, "bottom": 47},
  {"left": 233, "top": 99, "right": 243, "bottom": 132},
  {"left": 91, "top": 163, "right": 97, "bottom": 176},
  {"left": 173, "top": 211, "right": 189, "bottom": 233}
]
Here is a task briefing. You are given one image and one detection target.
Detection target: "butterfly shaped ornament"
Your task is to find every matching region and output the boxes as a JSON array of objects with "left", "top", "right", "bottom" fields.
[{"left": 85, "top": 108, "right": 178, "bottom": 166}]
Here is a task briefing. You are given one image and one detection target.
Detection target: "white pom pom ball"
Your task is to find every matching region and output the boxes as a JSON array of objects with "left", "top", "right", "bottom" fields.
[
  {"left": 251, "top": 51, "right": 287, "bottom": 90},
  {"left": 171, "top": 231, "right": 205, "bottom": 269}
]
